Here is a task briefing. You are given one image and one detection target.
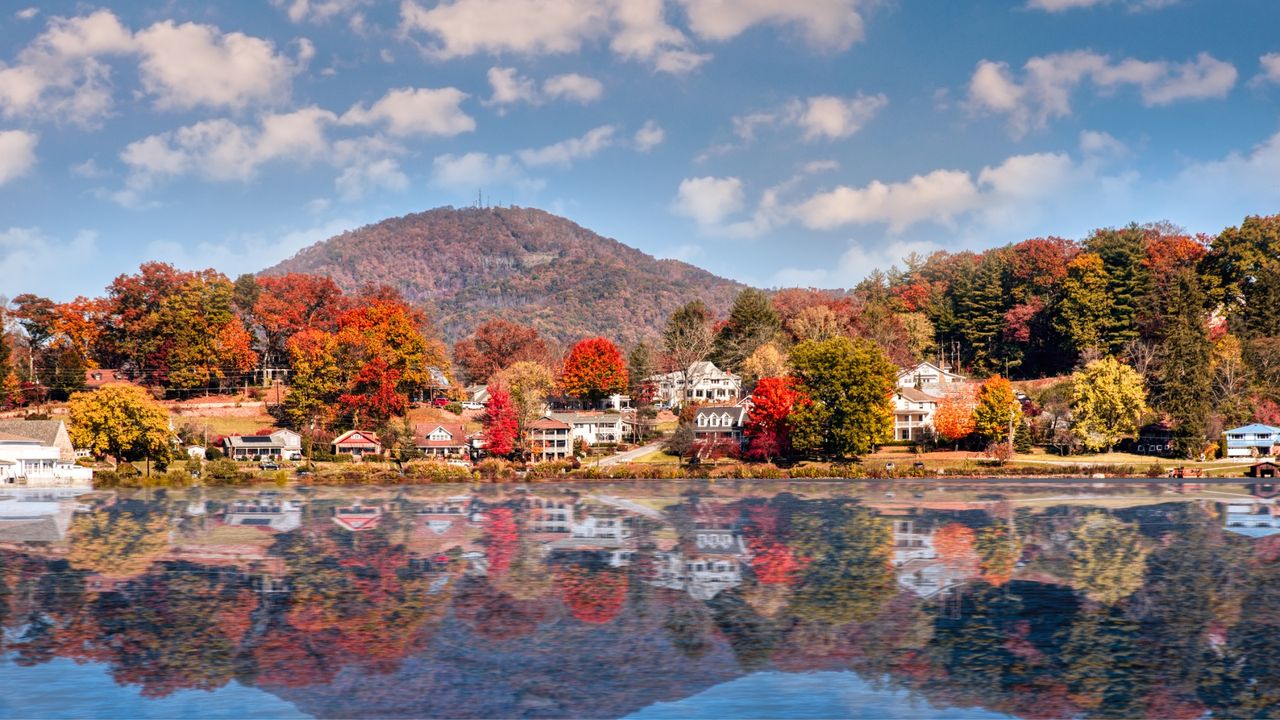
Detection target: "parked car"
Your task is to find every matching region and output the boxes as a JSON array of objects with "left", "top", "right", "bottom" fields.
[
  {"left": 259, "top": 460, "right": 280, "bottom": 470},
  {"left": 431, "top": 397, "right": 450, "bottom": 408},
  {"left": 461, "top": 401, "right": 485, "bottom": 410}
]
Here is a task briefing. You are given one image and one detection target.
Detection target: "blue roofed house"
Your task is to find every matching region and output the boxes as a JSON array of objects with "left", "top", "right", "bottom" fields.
[{"left": 1223, "top": 423, "right": 1280, "bottom": 458}]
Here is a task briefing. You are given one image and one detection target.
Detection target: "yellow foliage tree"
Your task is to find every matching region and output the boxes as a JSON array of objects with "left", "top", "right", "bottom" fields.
[{"left": 67, "top": 383, "right": 173, "bottom": 466}]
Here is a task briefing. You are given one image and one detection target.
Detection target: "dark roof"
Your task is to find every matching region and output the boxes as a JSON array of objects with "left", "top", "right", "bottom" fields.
[{"left": 0, "top": 420, "right": 64, "bottom": 447}]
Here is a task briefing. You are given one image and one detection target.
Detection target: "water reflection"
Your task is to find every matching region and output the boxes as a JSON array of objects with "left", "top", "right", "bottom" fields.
[{"left": 0, "top": 481, "right": 1278, "bottom": 718}]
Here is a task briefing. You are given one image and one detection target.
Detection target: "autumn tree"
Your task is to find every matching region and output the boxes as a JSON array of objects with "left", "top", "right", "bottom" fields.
[
  {"left": 662, "top": 300, "right": 714, "bottom": 404},
  {"left": 973, "top": 375, "right": 1022, "bottom": 448},
  {"left": 283, "top": 328, "right": 342, "bottom": 429},
  {"left": 560, "top": 337, "right": 628, "bottom": 404},
  {"left": 712, "top": 288, "right": 781, "bottom": 372},
  {"left": 493, "top": 360, "right": 557, "bottom": 436},
  {"left": 790, "top": 501, "right": 895, "bottom": 624},
  {"left": 934, "top": 523, "right": 979, "bottom": 569},
  {"left": 934, "top": 386, "right": 977, "bottom": 447},
  {"left": 1055, "top": 253, "right": 1114, "bottom": 357},
  {"left": 974, "top": 523, "right": 1021, "bottom": 586},
  {"left": 1069, "top": 357, "right": 1149, "bottom": 452},
  {"left": 789, "top": 336, "right": 896, "bottom": 459},
  {"left": 252, "top": 273, "right": 347, "bottom": 367},
  {"left": 744, "top": 376, "right": 806, "bottom": 461},
  {"left": 1071, "top": 513, "right": 1150, "bottom": 605},
  {"left": 453, "top": 319, "right": 550, "bottom": 384},
  {"left": 481, "top": 384, "right": 519, "bottom": 457},
  {"left": 739, "top": 342, "right": 790, "bottom": 390},
  {"left": 67, "top": 384, "right": 172, "bottom": 467}
]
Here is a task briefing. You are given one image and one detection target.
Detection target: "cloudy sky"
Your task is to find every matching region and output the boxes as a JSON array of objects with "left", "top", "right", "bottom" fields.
[{"left": 2, "top": 0, "right": 1280, "bottom": 298}]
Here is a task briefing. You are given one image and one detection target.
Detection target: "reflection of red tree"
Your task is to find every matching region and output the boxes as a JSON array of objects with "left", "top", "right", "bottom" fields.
[
  {"left": 934, "top": 523, "right": 978, "bottom": 569},
  {"left": 556, "top": 566, "right": 627, "bottom": 624},
  {"left": 483, "top": 508, "right": 518, "bottom": 577},
  {"left": 252, "top": 627, "right": 339, "bottom": 688},
  {"left": 743, "top": 505, "right": 808, "bottom": 585},
  {"left": 452, "top": 578, "right": 548, "bottom": 640}
]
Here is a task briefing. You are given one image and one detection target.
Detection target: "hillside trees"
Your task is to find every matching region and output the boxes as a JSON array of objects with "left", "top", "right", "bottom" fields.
[
  {"left": 453, "top": 319, "right": 551, "bottom": 385},
  {"left": 492, "top": 360, "right": 557, "bottom": 434},
  {"left": 789, "top": 337, "right": 896, "bottom": 459},
  {"left": 712, "top": 289, "right": 781, "bottom": 372}
]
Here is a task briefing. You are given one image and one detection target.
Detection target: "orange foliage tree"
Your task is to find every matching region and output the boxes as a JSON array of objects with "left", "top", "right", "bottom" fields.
[
  {"left": 933, "top": 387, "right": 977, "bottom": 446},
  {"left": 560, "top": 337, "right": 628, "bottom": 403},
  {"left": 933, "top": 522, "right": 978, "bottom": 568}
]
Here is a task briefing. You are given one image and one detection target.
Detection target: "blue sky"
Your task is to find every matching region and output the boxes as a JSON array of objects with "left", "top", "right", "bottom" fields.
[{"left": 2, "top": 0, "right": 1280, "bottom": 299}]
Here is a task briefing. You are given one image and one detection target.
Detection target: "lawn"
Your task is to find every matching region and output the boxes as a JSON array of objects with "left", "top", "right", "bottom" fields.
[
  {"left": 170, "top": 414, "right": 277, "bottom": 439},
  {"left": 631, "top": 450, "right": 684, "bottom": 464}
]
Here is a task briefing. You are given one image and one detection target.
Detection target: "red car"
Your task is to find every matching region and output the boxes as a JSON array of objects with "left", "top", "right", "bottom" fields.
[{"left": 431, "top": 397, "right": 451, "bottom": 408}]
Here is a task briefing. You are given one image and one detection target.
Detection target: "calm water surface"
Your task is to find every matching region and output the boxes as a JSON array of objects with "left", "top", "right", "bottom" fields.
[{"left": 0, "top": 480, "right": 1274, "bottom": 718}]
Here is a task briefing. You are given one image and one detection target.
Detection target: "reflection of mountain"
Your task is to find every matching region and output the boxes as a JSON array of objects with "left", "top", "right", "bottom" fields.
[{"left": 267, "top": 587, "right": 743, "bottom": 719}]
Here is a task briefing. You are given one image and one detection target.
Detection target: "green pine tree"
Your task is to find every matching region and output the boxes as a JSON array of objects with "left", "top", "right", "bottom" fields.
[{"left": 1156, "top": 269, "right": 1212, "bottom": 458}]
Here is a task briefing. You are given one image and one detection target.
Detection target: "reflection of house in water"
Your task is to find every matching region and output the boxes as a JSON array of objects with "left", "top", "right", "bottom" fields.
[
  {"left": 223, "top": 497, "right": 302, "bottom": 533},
  {"left": 548, "top": 509, "right": 636, "bottom": 550},
  {"left": 523, "top": 496, "right": 576, "bottom": 534},
  {"left": 408, "top": 497, "right": 481, "bottom": 562},
  {"left": 0, "top": 488, "right": 88, "bottom": 543},
  {"left": 884, "top": 510, "right": 978, "bottom": 599},
  {"left": 332, "top": 504, "right": 383, "bottom": 531},
  {"left": 1224, "top": 499, "right": 1280, "bottom": 538}
]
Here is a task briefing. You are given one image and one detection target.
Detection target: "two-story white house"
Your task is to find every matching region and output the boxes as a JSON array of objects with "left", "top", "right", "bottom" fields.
[
  {"left": 550, "top": 412, "right": 624, "bottom": 446},
  {"left": 897, "top": 361, "right": 967, "bottom": 392},
  {"left": 893, "top": 388, "right": 940, "bottom": 442},
  {"left": 648, "top": 361, "right": 742, "bottom": 406},
  {"left": 692, "top": 405, "right": 747, "bottom": 446}
]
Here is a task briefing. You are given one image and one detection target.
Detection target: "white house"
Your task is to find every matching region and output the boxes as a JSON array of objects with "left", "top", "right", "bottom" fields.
[
  {"left": 897, "top": 361, "right": 966, "bottom": 391},
  {"left": 692, "top": 405, "right": 747, "bottom": 445},
  {"left": 0, "top": 431, "right": 93, "bottom": 488},
  {"left": 893, "top": 388, "right": 940, "bottom": 442},
  {"left": 550, "top": 412, "right": 623, "bottom": 446},
  {"left": 648, "top": 361, "right": 742, "bottom": 406}
]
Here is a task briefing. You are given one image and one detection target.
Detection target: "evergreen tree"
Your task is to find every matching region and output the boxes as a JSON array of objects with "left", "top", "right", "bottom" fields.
[
  {"left": 712, "top": 288, "right": 781, "bottom": 372},
  {"left": 1085, "top": 225, "right": 1147, "bottom": 352},
  {"left": 1156, "top": 269, "right": 1212, "bottom": 458},
  {"left": 952, "top": 253, "right": 1007, "bottom": 372}
]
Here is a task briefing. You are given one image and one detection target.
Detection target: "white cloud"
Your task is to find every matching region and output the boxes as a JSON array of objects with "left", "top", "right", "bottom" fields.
[
  {"left": 0, "top": 228, "right": 98, "bottom": 296},
  {"left": 1256, "top": 53, "right": 1280, "bottom": 85},
  {"left": 678, "top": 0, "right": 866, "bottom": 50},
  {"left": 517, "top": 125, "right": 616, "bottom": 167},
  {"left": 400, "top": 0, "right": 609, "bottom": 58},
  {"left": 335, "top": 157, "right": 408, "bottom": 200},
  {"left": 671, "top": 176, "right": 745, "bottom": 227},
  {"left": 543, "top": 73, "right": 604, "bottom": 103},
  {"left": 0, "top": 9, "right": 308, "bottom": 124},
  {"left": 15, "top": 8, "right": 38, "bottom": 20},
  {"left": 134, "top": 21, "right": 307, "bottom": 111},
  {"left": 484, "top": 67, "right": 604, "bottom": 108},
  {"left": 431, "top": 152, "right": 522, "bottom": 187},
  {"left": 71, "top": 158, "right": 108, "bottom": 179},
  {"left": 1079, "top": 129, "right": 1130, "bottom": 161},
  {"left": 798, "top": 94, "right": 888, "bottom": 140},
  {"left": 772, "top": 239, "right": 942, "bottom": 288},
  {"left": 969, "top": 50, "right": 1237, "bottom": 136},
  {"left": 610, "top": 0, "right": 708, "bottom": 73},
  {"left": 340, "top": 87, "right": 475, "bottom": 136},
  {"left": 633, "top": 120, "right": 665, "bottom": 151},
  {"left": 277, "top": 0, "right": 369, "bottom": 24},
  {"left": 1027, "top": 0, "right": 1179, "bottom": 11},
  {"left": 729, "top": 93, "right": 887, "bottom": 145},
  {"left": 0, "top": 130, "right": 38, "bottom": 185},
  {"left": 797, "top": 169, "right": 979, "bottom": 232}
]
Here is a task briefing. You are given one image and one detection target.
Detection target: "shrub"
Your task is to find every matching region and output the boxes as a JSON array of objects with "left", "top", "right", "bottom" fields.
[
  {"left": 204, "top": 459, "right": 249, "bottom": 486},
  {"left": 404, "top": 461, "right": 475, "bottom": 483},
  {"left": 475, "top": 458, "right": 517, "bottom": 482},
  {"left": 444, "top": 402, "right": 464, "bottom": 415},
  {"left": 204, "top": 446, "right": 224, "bottom": 461}
]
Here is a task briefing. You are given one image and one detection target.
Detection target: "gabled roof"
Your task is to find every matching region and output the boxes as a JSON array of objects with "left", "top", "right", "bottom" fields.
[
  {"left": 0, "top": 420, "right": 64, "bottom": 448},
  {"left": 415, "top": 424, "right": 468, "bottom": 447},
  {"left": 530, "top": 416, "right": 572, "bottom": 430},
  {"left": 1226, "top": 424, "right": 1280, "bottom": 434},
  {"left": 694, "top": 405, "right": 746, "bottom": 423},
  {"left": 333, "top": 430, "right": 381, "bottom": 445},
  {"left": 897, "top": 361, "right": 965, "bottom": 380},
  {"left": 0, "top": 431, "right": 42, "bottom": 444}
]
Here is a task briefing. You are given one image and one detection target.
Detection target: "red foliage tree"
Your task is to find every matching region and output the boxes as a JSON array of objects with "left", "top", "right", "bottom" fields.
[
  {"left": 483, "top": 507, "right": 518, "bottom": 577},
  {"left": 338, "top": 357, "right": 405, "bottom": 428},
  {"left": 481, "top": 384, "right": 519, "bottom": 456},
  {"left": 1009, "top": 237, "right": 1079, "bottom": 295},
  {"left": 254, "top": 273, "right": 347, "bottom": 359},
  {"left": 560, "top": 337, "right": 628, "bottom": 403},
  {"left": 453, "top": 319, "right": 550, "bottom": 384},
  {"left": 745, "top": 376, "right": 806, "bottom": 461}
]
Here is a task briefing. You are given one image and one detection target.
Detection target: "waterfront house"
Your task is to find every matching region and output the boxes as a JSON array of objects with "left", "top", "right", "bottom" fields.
[
  {"left": 648, "top": 361, "right": 742, "bottom": 406},
  {"left": 550, "top": 411, "right": 623, "bottom": 446},
  {"left": 414, "top": 424, "right": 470, "bottom": 458},
  {"left": 0, "top": 431, "right": 93, "bottom": 488},
  {"left": 331, "top": 430, "right": 382, "bottom": 458},
  {"left": 529, "top": 416, "right": 572, "bottom": 461},
  {"left": 0, "top": 419, "right": 76, "bottom": 461},
  {"left": 1223, "top": 423, "right": 1280, "bottom": 458},
  {"left": 224, "top": 434, "right": 287, "bottom": 460},
  {"left": 893, "top": 388, "right": 939, "bottom": 442},
  {"left": 692, "top": 405, "right": 747, "bottom": 445}
]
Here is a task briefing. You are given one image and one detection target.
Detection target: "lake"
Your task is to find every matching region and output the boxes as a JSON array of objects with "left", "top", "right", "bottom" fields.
[{"left": 0, "top": 480, "right": 1275, "bottom": 718}]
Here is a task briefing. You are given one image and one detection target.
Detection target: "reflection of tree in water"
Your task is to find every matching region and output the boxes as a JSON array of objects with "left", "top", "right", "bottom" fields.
[
  {"left": 66, "top": 509, "right": 170, "bottom": 577},
  {"left": 788, "top": 500, "right": 895, "bottom": 626}
]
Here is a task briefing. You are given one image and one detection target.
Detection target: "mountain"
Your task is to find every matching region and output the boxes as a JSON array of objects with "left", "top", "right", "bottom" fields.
[{"left": 263, "top": 206, "right": 745, "bottom": 346}]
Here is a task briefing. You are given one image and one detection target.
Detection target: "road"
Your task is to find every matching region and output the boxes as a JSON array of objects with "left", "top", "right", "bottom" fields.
[{"left": 594, "top": 441, "right": 665, "bottom": 467}]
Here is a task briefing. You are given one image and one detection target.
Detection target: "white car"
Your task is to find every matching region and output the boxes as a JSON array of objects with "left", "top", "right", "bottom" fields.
[{"left": 461, "top": 401, "right": 485, "bottom": 410}]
